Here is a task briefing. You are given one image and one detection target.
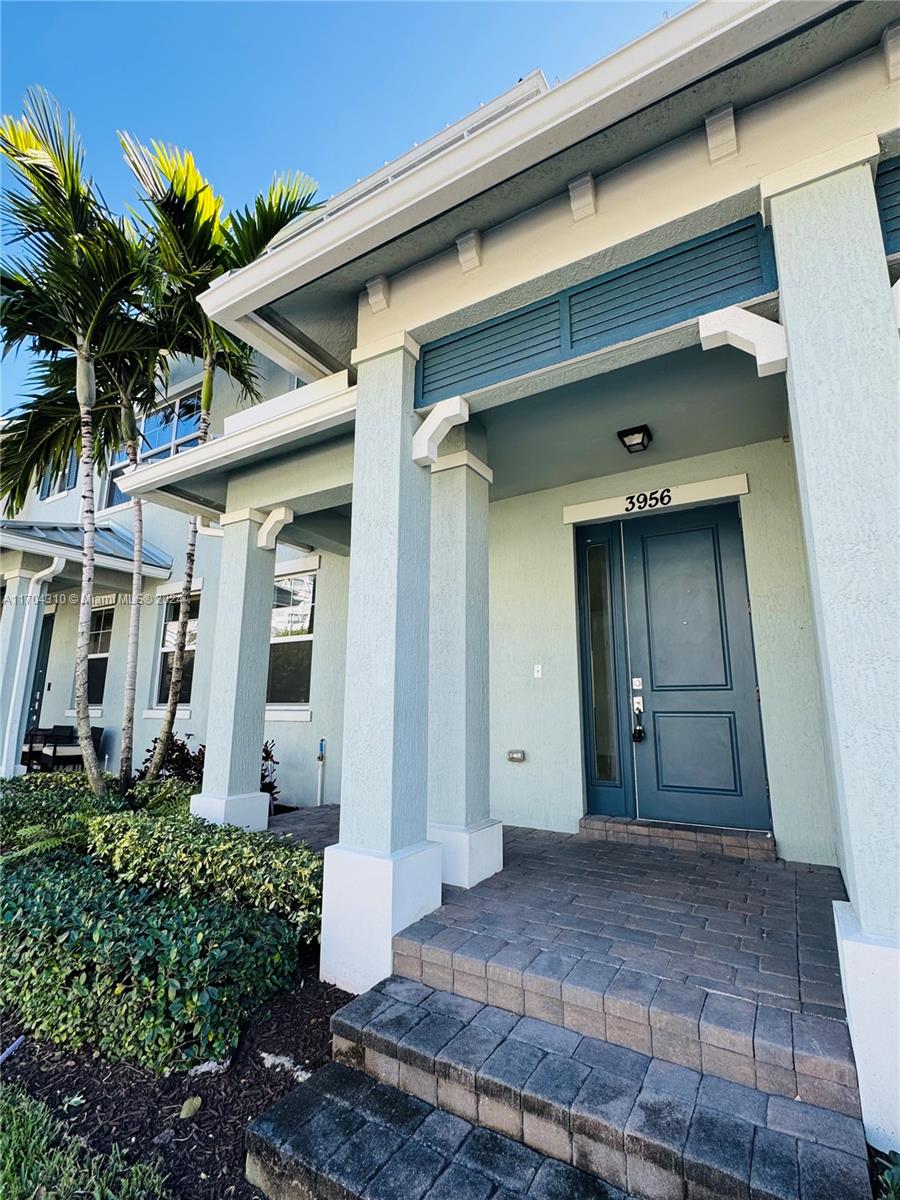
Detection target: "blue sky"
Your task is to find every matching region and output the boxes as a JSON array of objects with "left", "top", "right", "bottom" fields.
[{"left": 2, "top": 0, "right": 684, "bottom": 410}]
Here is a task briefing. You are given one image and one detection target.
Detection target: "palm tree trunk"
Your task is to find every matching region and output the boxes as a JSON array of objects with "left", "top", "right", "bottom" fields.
[
  {"left": 144, "top": 353, "right": 214, "bottom": 782},
  {"left": 73, "top": 347, "right": 106, "bottom": 797},
  {"left": 118, "top": 405, "right": 142, "bottom": 792}
]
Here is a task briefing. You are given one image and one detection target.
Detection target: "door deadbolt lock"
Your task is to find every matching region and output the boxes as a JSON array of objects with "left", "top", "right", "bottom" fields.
[{"left": 632, "top": 697, "right": 645, "bottom": 743}]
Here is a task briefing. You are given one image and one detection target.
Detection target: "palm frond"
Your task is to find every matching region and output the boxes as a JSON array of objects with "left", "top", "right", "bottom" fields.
[{"left": 223, "top": 171, "right": 320, "bottom": 268}]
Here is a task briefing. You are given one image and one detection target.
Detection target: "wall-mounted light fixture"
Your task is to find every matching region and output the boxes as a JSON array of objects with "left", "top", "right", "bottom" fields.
[{"left": 617, "top": 424, "right": 653, "bottom": 453}]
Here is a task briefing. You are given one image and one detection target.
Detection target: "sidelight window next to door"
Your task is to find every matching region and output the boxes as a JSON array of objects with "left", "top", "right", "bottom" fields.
[{"left": 577, "top": 502, "right": 771, "bottom": 831}]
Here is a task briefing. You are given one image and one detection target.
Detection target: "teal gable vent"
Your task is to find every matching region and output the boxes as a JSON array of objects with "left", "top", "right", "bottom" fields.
[
  {"left": 416, "top": 216, "right": 777, "bottom": 408},
  {"left": 876, "top": 157, "right": 900, "bottom": 256}
]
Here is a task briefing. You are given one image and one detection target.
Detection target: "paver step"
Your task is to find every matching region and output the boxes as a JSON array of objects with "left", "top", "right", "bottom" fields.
[
  {"left": 578, "top": 815, "right": 777, "bottom": 862},
  {"left": 391, "top": 908, "right": 860, "bottom": 1118},
  {"left": 246, "top": 1061, "right": 632, "bottom": 1200},
  {"left": 330, "top": 978, "right": 872, "bottom": 1200}
]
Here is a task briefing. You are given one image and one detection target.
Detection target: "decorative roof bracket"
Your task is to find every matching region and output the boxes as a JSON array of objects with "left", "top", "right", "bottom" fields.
[
  {"left": 412, "top": 395, "right": 469, "bottom": 466},
  {"left": 698, "top": 305, "right": 787, "bottom": 377}
]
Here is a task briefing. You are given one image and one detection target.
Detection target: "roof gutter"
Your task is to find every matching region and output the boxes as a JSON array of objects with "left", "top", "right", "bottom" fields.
[{"left": 199, "top": 0, "right": 843, "bottom": 346}]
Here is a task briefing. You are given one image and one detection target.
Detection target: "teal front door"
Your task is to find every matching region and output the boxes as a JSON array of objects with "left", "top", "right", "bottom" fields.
[{"left": 578, "top": 503, "right": 770, "bottom": 830}]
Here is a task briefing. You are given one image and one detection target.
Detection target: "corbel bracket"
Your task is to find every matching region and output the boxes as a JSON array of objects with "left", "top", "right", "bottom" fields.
[
  {"left": 456, "top": 230, "right": 482, "bottom": 273},
  {"left": 698, "top": 305, "right": 787, "bottom": 377},
  {"left": 365, "top": 275, "right": 390, "bottom": 314},
  {"left": 568, "top": 174, "right": 596, "bottom": 222},
  {"left": 412, "top": 395, "right": 469, "bottom": 466},
  {"left": 884, "top": 21, "right": 900, "bottom": 84},
  {"left": 257, "top": 506, "right": 295, "bottom": 550}
]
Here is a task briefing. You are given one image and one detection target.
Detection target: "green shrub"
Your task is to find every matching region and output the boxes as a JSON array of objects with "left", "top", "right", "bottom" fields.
[
  {"left": 0, "top": 1085, "right": 170, "bottom": 1200},
  {"left": 127, "top": 776, "right": 192, "bottom": 817},
  {"left": 87, "top": 810, "right": 322, "bottom": 941},
  {"left": 0, "top": 773, "right": 130, "bottom": 851},
  {"left": 1, "top": 857, "right": 298, "bottom": 1071}
]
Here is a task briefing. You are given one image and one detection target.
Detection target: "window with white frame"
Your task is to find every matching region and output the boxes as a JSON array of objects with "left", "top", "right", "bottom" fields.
[
  {"left": 39, "top": 448, "right": 78, "bottom": 500},
  {"left": 86, "top": 607, "right": 114, "bottom": 705},
  {"left": 103, "top": 390, "right": 201, "bottom": 509},
  {"left": 156, "top": 594, "right": 201, "bottom": 706},
  {"left": 267, "top": 573, "right": 315, "bottom": 704}
]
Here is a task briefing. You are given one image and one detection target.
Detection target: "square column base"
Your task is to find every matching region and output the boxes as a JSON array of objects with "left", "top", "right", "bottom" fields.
[
  {"left": 834, "top": 901, "right": 900, "bottom": 1150},
  {"left": 320, "top": 840, "right": 442, "bottom": 994},
  {"left": 190, "top": 791, "right": 269, "bottom": 832},
  {"left": 427, "top": 819, "right": 503, "bottom": 888}
]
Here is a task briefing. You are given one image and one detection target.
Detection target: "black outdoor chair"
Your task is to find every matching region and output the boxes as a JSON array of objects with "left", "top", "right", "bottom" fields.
[
  {"left": 39, "top": 725, "right": 103, "bottom": 772},
  {"left": 20, "top": 726, "right": 54, "bottom": 771}
]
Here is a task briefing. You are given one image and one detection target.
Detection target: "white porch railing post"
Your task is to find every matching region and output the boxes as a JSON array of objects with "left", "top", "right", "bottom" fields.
[
  {"left": 190, "top": 510, "right": 275, "bottom": 831},
  {"left": 765, "top": 152, "right": 900, "bottom": 1151},
  {"left": 427, "top": 426, "right": 502, "bottom": 886},
  {"left": 320, "top": 334, "right": 442, "bottom": 994}
]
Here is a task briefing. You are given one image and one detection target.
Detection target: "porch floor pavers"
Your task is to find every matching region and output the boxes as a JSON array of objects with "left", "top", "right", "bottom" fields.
[
  {"left": 393, "top": 826, "right": 859, "bottom": 1116},
  {"left": 269, "top": 803, "right": 340, "bottom": 851}
]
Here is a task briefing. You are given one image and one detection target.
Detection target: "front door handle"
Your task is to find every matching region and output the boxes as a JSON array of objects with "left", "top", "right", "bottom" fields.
[{"left": 632, "top": 696, "right": 645, "bottom": 743}]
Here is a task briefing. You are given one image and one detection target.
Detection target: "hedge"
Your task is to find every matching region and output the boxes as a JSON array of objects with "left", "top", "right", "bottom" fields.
[
  {"left": 1, "top": 857, "right": 298, "bottom": 1071},
  {"left": 87, "top": 810, "right": 322, "bottom": 942},
  {"left": 0, "top": 1085, "right": 170, "bottom": 1200},
  {"left": 0, "top": 772, "right": 130, "bottom": 850}
]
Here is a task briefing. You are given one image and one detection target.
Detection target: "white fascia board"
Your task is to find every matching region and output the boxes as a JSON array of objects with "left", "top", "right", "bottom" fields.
[
  {"left": 0, "top": 532, "right": 171, "bottom": 579},
  {"left": 119, "top": 378, "right": 357, "bottom": 514},
  {"left": 224, "top": 370, "right": 351, "bottom": 435},
  {"left": 200, "top": 0, "right": 842, "bottom": 330}
]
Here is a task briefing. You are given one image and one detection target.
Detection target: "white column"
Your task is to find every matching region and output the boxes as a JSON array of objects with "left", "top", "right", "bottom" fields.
[
  {"left": 190, "top": 510, "right": 275, "bottom": 831},
  {"left": 1, "top": 559, "right": 64, "bottom": 777},
  {"left": 765, "top": 148, "right": 900, "bottom": 1150},
  {"left": 427, "top": 428, "right": 502, "bottom": 886},
  {"left": 320, "top": 334, "right": 441, "bottom": 994}
]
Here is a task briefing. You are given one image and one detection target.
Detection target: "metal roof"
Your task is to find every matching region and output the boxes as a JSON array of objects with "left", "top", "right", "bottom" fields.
[{"left": 0, "top": 521, "right": 172, "bottom": 572}]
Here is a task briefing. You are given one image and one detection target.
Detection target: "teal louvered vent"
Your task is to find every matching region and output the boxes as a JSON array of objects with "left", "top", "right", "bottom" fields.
[
  {"left": 416, "top": 217, "right": 776, "bottom": 408},
  {"left": 876, "top": 157, "right": 900, "bottom": 256}
]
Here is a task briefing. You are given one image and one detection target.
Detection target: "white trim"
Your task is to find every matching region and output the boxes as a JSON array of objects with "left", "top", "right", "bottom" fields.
[
  {"left": 411, "top": 395, "right": 469, "bottom": 466},
  {"left": 223, "top": 370, "right": 352, "bottom": 436},
  {"left": 350, "top": 330, "right": 420, "bottom": 367},
  {"left": 705, "top": 104, "right": 738, "bottom": 162},
  {"left": 892, "top": 278, "right": 900, "bottom": 330},
  {"left": 119, "top": 376, "right": 357, "bottom": 516},
  {"left": 198, "top": 1, "right": 843, "bottom": 336},
  {"left": 197, "top": 517, "right": 224, "bottom": 538},
  {"left": 258, "top": 506, "right": 295, "bottom": 550},
  {"left": 65, "top": 706, "right": 103, "bottom": 719},
  {"left": 567, "top": 173, "right": 596, "bottom": 222},
  {"left": 562, "top": 473, "right": 749, "bottom": 525},
  {"left": 142, "top": 706, "right": 192, "bottom": 720},
  {"left": 275, "top": 554, "right": 320, "bottom": 577},
  {"left": 431, "top": 450, "right": 493, "bottom": 484},
  {"left": 698, "top": 305, "right": 787, "bottom": 376},
  {"left": 38, "top": 487, "right": 77, "bottom": 506},
  {"left": 265, "top": 704, "right": 313, "bottom": 723},
  {"left": 156, "top": 577, "right": 204, "bottom": 597},
  {"left": 95, "top": 499, "right": 135, "bottom": 518},
  {"left": 759, "top": 132, "right": 880, "bottom": 223},
  {"left": 220, "top": 507, "right": 266, "bottom": 527}
]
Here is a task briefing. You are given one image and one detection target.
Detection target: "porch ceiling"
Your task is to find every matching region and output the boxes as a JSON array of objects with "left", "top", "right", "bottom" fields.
[{"left": 480, "top": 342, "right": 789, "bottom": 501}]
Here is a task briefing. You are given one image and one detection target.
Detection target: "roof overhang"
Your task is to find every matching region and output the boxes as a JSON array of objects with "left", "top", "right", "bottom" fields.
[
  {"left": 200, "top": 0, "right": 847, "bottom": 356},
  {"left": 119, "top": 371, "right": 357, "bottom": 518},
  {"left": 0, "top": 530, "right": 171, "bottom": 579}
]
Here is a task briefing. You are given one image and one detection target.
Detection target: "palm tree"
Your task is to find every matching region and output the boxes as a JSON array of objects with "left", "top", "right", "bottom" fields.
[
  {"left": 121, "top": 137, "right": 320, "bottom": 780},
  {"left": 1, "top": 90, "right": 157, "bottom": 797}
]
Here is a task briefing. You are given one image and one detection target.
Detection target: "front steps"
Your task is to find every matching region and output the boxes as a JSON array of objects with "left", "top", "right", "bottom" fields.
[
  {"left": 578, "top": 816, "right": 778, "bottom": 863},
  {"left": 392, "top": 917, "right": 861, "bottom": 1120},
  {"left": 247, "top": 1060, "right": 630, "bottom": 1200},
  {"left": 327, "top": 976, "right": 871, "bottom": 1200}
]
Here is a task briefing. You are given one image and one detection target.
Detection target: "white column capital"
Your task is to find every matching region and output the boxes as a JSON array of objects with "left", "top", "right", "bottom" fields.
[
  {"left": 431, "top": 450, "right": 493, "bottom": 483},
  {"left": 351, "top": 330, "right": 420, "bottom": 367},
  {"left": 219, "top": 506, "right": 267, "bottom": 527},
  {"left": 759, "top": 133, "right": 880, "bottom": 224}
]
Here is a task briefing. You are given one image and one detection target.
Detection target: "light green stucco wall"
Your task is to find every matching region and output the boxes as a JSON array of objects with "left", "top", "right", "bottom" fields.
[{"left": 489, "top": 437, "right": 838, "bottom": 866}]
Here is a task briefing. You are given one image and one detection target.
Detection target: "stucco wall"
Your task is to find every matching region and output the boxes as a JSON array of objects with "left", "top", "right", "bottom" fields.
[{"left": 488, "top": 437, "right": 838, "bottom": 866}]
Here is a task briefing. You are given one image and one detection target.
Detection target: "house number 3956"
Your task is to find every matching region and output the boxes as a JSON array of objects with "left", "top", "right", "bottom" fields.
[{"left": 624, "top": 487, "right": 672, "bottom": 512}]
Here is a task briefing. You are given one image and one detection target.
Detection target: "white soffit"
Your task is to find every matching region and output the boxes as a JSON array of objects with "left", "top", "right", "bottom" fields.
[{"left": 199, "top": 1, "right": 844, "bottom": 329}]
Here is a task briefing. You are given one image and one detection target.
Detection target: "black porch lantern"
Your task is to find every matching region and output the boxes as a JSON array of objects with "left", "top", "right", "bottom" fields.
[{"left": 617, "top": 424, "right": 653, "bottom": 453}]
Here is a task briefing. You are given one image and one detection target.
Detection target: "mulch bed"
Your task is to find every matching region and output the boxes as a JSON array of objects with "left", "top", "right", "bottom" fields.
[{"left": 2, "top": 950, "right": 351, "bottom": 1199}]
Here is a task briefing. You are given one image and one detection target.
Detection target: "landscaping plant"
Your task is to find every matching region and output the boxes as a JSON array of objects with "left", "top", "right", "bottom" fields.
[
  {"left": 1, "top": 856, "right": 299, "bottom": 1071},
  {"left": 88, "top": 808, "right": 322, "bottom": 940},
  {"left": 0, "top": 1085, "right": 170, "bottom": 1200}
]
